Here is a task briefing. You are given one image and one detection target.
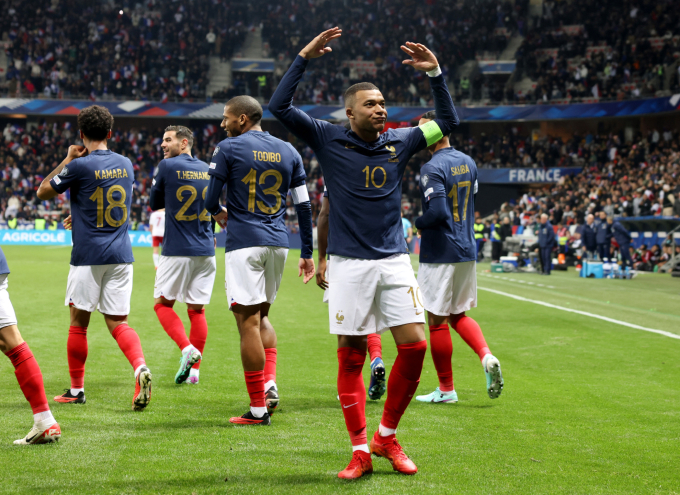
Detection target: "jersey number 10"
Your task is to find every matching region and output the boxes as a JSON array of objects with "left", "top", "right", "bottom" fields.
[
  {"left": 448, "top": 181, "right": 471, "bottom": 222},
  {"left": 89, "top": 186, "right": 127, "bottom": 228}
]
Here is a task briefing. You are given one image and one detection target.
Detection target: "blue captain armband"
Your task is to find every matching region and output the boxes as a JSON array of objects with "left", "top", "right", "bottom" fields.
[{"left": 420, "top": 120, "right": 443, "bottom": 147}]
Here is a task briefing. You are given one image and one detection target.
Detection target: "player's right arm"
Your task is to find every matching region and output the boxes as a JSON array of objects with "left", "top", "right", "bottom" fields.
[
  {"left": 268, "top": 28, "right": 342, "bottom": 150},
  {"left": 205, "top": 142, "right": 230, "bottom": 228},
  {"left": 315, "top": 192, "right": 329, "bottom": 290},
  {"left": 149, "top": 160, "right": 166, "bottom": 211},
  {"left": 37, "top": 145, "right": 88, "bottom": 199},
  {"left": 415, "top": 165, "right": 448, "bottom": 230}
]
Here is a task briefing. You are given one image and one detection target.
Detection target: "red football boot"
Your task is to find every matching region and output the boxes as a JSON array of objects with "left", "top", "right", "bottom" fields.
[
  {"left": 132, "top": 366, "right": 152, "bottom": 411},
  {"left": 370, "top": 431, "right": 418, "bottom": 475},
  {"left": 229, "top": 410, "right": 271, "bottom": 425},
  {"left": 338, "top": 450, "right": 373, "bottom": 479}
]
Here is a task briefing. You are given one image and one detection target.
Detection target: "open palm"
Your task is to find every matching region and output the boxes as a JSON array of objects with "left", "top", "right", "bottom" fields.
[
  {"left": 299, "top": 27, "right": 342, "bottom": 60},
  {"left": 401, "top": 42, "right": 439, "bottom": 72}
]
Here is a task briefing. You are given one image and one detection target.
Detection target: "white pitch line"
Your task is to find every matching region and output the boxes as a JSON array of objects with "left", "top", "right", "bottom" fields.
[{"left": 479, "top": 286, "right": 680, "bottom": 341}]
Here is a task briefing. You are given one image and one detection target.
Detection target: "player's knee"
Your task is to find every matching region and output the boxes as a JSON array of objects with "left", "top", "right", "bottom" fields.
[
  {"left": 155, "top": 297, "right": 174, "bottom": 308},
  {"left": 0, "top": 324, "right": 22, "bottom": 353}
]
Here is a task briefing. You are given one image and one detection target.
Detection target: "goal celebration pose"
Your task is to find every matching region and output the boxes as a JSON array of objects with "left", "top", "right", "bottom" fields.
[
  {"left": 37, "top": 105, "right": 152, "bottom": 412},
  {"left": 205, "top": 96, "right": 315, "bottom": 426},
  {"left": 414, "top": 111, "right": 504, "bottom": 405},
  {"left": 270, "top": 28, "right": 459, "bottom": 478},
  {"left": 0, "top": 247, "right": 61, "bottom": 445},
  {"left": 150, "top": 125, "right": 216, "bottom": 385}
]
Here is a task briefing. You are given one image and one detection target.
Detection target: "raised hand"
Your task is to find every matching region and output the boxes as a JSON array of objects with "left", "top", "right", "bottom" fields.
[
  {"left": 67, "top": 145, "right": 88, "bottom": 160},
  {"left": 400, "top": 42, "right": 439, "bottom": 72},
  {"left": 299, "top": 27, "right": 342, "bottom": 60}
]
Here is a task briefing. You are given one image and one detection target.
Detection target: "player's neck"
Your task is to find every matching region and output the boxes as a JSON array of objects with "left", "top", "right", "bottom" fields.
[
  {"left": 240, "top": 124, "right": 263, "bottom": 134},
  {"left": 83, "top": 139, "right": 108, "bottom": 153},
  {"left": 349, "top": 123, "right": 379, "bottom": 143},
  {"left": 432, "top": 139, "right": 451, "bottom": 154}
]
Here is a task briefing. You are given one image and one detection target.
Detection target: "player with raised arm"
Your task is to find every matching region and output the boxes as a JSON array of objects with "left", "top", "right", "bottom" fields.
[
  {"left": 414, "top": 111, "right": 503, "bottom": 405},
  {"left": 149, "top": 208, "right": 165, "bottom": 269},
  {"left": 204, "top": 96, "right": 315, "bottom": 426},
  {"left": 269, "top": 28, "right": 459, "bottom": 478},
  {"left": 150, "top": 126, "right": 216, "bottom": 385},
  {"left": 37, "top": 105, "right": 152, "bottom": 412},
  {"left": 0, "top": 247, "right": 61, "bottom": 444},
  {"left": 316, "top": 187, "right": 386, "bottom": 401}
]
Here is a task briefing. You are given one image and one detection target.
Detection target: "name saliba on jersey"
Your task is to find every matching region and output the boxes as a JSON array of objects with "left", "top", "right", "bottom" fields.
[
  {"left": 94, "top": 168, "right": 129, "bottom": 180},
  {"left": 451, "top": 164, "right": 470, "bottom": 176}
]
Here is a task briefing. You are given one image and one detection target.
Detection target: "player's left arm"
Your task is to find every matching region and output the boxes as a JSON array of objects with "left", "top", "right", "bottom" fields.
[
  {"left": 290, "top": 150, "right": 315, "bottom": 283},
  {"left": 37, "top": 145, "right": 88, "bottom": 200},
  {"left": 401, "top": 42, "right": 460, "bottom": 151},
  {"left": 149, "top": 161, "right": 166, "bottom": 210},
  {"left": 415, "top": 166, "right": 448, "bottom": 230},
  {"left": 206, "top": 143, "right": 231, "bottom": 228}
]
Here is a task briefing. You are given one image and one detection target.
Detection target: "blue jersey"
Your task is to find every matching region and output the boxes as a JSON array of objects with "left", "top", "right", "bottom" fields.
[
  {"left": 418, "top": 148, "right": 478, "bottom": 264},
  {"left": 50, "top": 150, "right": 134, "bottom": 266},
  {"left": 0, "top": 246, "right": 9, "bottom": 275},
  {"left": 269, "top": 55, "right": 459, "bottom": 260},
  {"left": 150, "top": 154, "right": 214, "bottom": 257},
  {"left": 208, "top": 131, "right": 306, "bottom": 253}
]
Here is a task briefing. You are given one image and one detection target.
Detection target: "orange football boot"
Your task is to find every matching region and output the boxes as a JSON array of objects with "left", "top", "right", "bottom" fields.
[
  {"left": 370, "top": 431, "right": 418, "bottom": 475},
  {"left": 132, "top": 366, "right": 152, "bottom": 411},
  {"left": 338, "top": 450, "right": 373, "bottom": 479}
]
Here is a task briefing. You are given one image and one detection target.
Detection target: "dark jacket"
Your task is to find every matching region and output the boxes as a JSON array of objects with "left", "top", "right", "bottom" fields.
[
  {"left": 538, "top": 221, "right": 556, "bottom": 248},
  {"left": 595, "top": 220, "right": 610, "bottom": 244},
  {"left": 582, "top": 223, "right": 596, "bottom": 251},
  {"left": 611, "top": 221, "right": 631, "bottom": 245}
]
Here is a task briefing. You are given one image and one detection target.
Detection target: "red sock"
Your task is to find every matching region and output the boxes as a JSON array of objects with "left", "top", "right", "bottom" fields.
[
  {"left": 154, "top": 304, "right": 190, "bottom": 351},
  {"left": 337, "top": 347, "right": 367, "bottom": 446},
  {"left": 111, "top": 324, "right": 146, "bottom": 371},
  {"left": 429, "top": 324, "right": 454, "bottom": 392},
  {"left": 244, "top": 370, "right": 266, "bottom": 408},
  {"left": 381, "top": 340, "right": 427, "bottom": 430},
  {"left": 67, "top": 326, "right": 88, "bottom": 389},
  {"left": 188, "top": 308, "right": 208, "bottom": 370},
  {"left": 450, "top": 313, "right": 490, "bottom": 361},
  {"left": 5, "top": 342, "right": 49, "bottom": 414},
  {"left": 367, "top": 333, "right": 382, "bottom": 361},
  {"left": 264, "top": 348, "right": 277, "bottom": 383}
]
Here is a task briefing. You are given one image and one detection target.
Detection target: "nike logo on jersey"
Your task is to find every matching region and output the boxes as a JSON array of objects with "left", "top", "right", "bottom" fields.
[{"left": 343, "top": 402, "right": 359, "bottom": 409}]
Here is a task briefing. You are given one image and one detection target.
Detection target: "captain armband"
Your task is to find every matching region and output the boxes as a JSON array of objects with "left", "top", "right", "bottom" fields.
[{"left": 290, "top": 184, "right": 310, "bottom": 204}]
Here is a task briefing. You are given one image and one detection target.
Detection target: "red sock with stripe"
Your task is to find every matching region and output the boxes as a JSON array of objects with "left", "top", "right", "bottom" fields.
[
  {"left": 244, "top": 370, "right": 266, "bottom": 408},
  {"left": 6, "top": 342, "right": 49, "bottom": 414},
  {"left": 264, "top": 348, "right": 277, "bottom": 384},
  {"left": 111, "top": 324, "right": 146, "bottom": 371},
  {"left": 381, "top": 340, "right": 427, "bottom": 430},
  {"left": 337, "top": 347, "right": 367, "bottom": 447},
  {"left": 367, "top": 333, "right": 382, "bottom": 361},
  {"left": 188, "top": 308, "right": 208, "bottom": 369},
  {"left": 429, "top": 324, "right": 454, "bottom": 392},
  {"left": 154, "top": 304, "right": 190, "bottom": 350},
  {"left": 67, "top": 326, "right": 88, "bottom": 389},
  {"left": 450, "top": 313, "right": 490, "bottom": 361}
]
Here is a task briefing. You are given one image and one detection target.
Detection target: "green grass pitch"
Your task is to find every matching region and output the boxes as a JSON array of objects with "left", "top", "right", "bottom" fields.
[{"left": 1, "top": 246, "right": 679, "bottom": 494}]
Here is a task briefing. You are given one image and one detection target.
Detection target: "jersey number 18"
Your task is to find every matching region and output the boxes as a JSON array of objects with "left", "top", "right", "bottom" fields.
[{"left": 89, "top": 186, "right": 127, "bottom": 228}]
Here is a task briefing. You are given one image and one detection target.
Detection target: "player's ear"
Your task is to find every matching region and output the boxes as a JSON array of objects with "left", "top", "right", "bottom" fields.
[
  {"left": 106, "top": 130, "right": 112, "bottom": 139},
  {"left": 345, "top": 107, "right": 353, "bottom": 120}
]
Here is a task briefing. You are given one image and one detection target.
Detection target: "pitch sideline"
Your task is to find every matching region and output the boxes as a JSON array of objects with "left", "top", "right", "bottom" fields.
[{"left": 479, "top": 286, "right": 680, "bottom": 341}]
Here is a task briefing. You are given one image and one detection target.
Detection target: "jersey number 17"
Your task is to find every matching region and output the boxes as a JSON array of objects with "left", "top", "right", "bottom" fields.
[{"left": 448, "top": 181, "right": 471, "bottom": 222}]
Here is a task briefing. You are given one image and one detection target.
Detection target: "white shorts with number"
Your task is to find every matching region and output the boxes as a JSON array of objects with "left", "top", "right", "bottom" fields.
[
  {"left": 327, "top": 254, "right": 425, "bottom": 336},
  {"left": 0, "top": 274, "right": 18, "bottom": 329},
  {"left": 417, "top": 260, "right": 477, "bottom": 316},
  {"left": 65, "top": 264, "right": 133, "bottom": 316},
  {"left": 154, "top": 255, "right": 216, "bottom": 305},
  {"left": 225, "top": 246, "right": 288, "bottom": 309}
]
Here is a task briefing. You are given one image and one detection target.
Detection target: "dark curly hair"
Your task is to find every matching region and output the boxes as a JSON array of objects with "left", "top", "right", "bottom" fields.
[
  {"left": 77, "top": 105, "right": 114, "bottom": 141},
  {"left": 421, "top": 110, "right": 437, "bottom": 120}
]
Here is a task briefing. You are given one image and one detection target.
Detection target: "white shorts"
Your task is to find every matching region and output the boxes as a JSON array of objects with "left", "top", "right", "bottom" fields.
[
  {"left": 65, "top": 264, "right": 133, "bottom": 316},
  {"left": 225, "top": 246, "right": 288, "bottom": 308},
  {"left": 322, "top": 259, "right": 389, "bottom": 334},
  {"left": 154, "top": 255, "right": 216, "bottom": 305},
  {"left": 327, "top": 254, "right": 425, "bottom": 336},
  {"left": 0, "top": 275, "right": 18, "bottom": 329},
  {"left": 417, "top": 260, "right": 477, "bottom": 316}
]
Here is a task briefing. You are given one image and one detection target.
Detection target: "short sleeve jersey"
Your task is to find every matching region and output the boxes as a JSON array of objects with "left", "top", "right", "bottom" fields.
[
  {"left": 0, "top": 246, "right": 9, "bottom": 275},
  {"left": 149, "top": 210, "right": 165, "bottom": 237},
  {"left": 208, "top": 131, "right": 306, "bottom": 252},
  {"left": 151, "top": 154, "right": 214, "bottom": 257},
  {"left": 418, "top": 147, "right": 478, "bottom": 264},
  {"left": 50, "top": 150, "right": 134, "bottom": 266}
]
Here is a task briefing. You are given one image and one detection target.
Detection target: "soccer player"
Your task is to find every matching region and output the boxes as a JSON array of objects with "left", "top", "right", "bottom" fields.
[
  {"left": 316, "top": 187, "right": 386, "bottom": 400},
  {"left": 269, "top": 28, "right": 459, "bottom": 478},
  {"left": 413, "top": 110, "right": 503, "bottom": 405},
  {"left": 149, "top": 208, "right": 165, "bottom": 268},
  {"left": 37, "top": 105, "right": 152, "bottom": 411},
  {"left": 204, "top": 95, "right": 315, "bottom": 426},
  {"left": 0, "top": 247, "right": 61, "bottom": 444},
  {"left": 150, "top": 126, "right": 216, "bottom": 385}
]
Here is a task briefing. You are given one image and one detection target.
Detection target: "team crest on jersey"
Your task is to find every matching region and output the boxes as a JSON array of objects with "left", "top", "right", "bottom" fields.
[
  {"left": 213, "top": 146, "right": 220, "bottom": 157},
  {"left": 385, "top": 144, "right": 399, "bottom": 163},
  {"left": 421, "top": 174, "right": 429, "bottom": 186}
]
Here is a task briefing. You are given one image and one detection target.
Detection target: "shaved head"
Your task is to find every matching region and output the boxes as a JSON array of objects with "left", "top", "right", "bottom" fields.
[
  {"left": 225, "top": 95, "right": 263, "bottom": 125},
  {"left": 344, "top": 82, "right": 380, "bottom": 108}
]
